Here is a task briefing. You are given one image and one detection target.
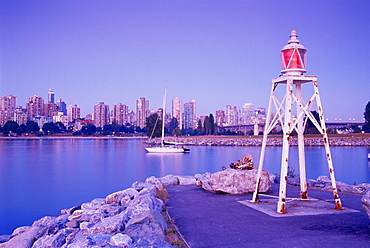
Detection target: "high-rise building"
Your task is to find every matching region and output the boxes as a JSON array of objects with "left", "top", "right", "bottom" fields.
[
  {"left": 127, "top": 110, "right": 135, "bottom": 125},
  {"left": 172, "top": 97, "right": 183, "bottom": 129},
  {"left": 26, "top": 95, "right": 44, "bottom": 119},
  {"left": 183, "top": 100, "right": 196, "bottom": 129},
  {"left": 53, "top": 112, "right": 68, "bottom": 127},
  {"left": 13, "top": 106, "right": 27, "bottom": 125},
  {"left": 226, "top": 105, "right": 238, "bottom": 126},
  {"left": 0, "top": 95, "right": 17, "bottom": 125},
  {"left": 136, "top": 97, "right": 149, "bottom": 128},
  {"left": 112, "top": 103, "right": 129, "bottom": 125},
  {"left": 256, "top": 107, "right": 266, "bottom": 123},
  {"left": 48, "top": 89, "right": 55, "bottom": 103},
  {"left": 241, "top": 103, "right": 255, "bottom": 124},
  {"left": 93, "top": 102, "right": 110, "bottom": 127},
  {"left": 43, "top": 103, "right": 57, "bottom": 117},
  {"left": 67, "top": 104, "right": 81, "bottom": 122},
  {"left": 215, "top": 110, "right": 225, "bottom": 126},
  {"left": 56, "top": 99, "right": 67, "bottom": 115}
]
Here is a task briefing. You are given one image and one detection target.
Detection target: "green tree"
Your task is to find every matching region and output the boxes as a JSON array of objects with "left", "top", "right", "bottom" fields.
[
  {"left": 128, "top": 125, "right": 135, "bottom": 134},
  {"left": 203, "top": 114, "right": 216, "bottom": 135},
  {"left": 42, "top": 122, "right": 54, "bottom": 135},
  {"left": 209, "top": 114, "right": 215, "bottom": 135},
  {"left": 120, "top": 125, "right": 129, "bottom": 133},
  {"left": 3, "top": 121, "right": 19, "bottom": 135},
  {"left": 26, "top": 121, "right": 40, "bottom": 132},
  {"left": 169, "top": 117, "right": 179, "bottom": 134},
  {"left": 16, "top": 126, "right": 24, "bottom": 136},
  {"left": 103, "top": 124, "right": 113, "bottom": 135},
  {"left": 4, "top": 120, "right": 19, "bottom": 132},
  {"left": 196, "top": 120, "right": 203, "bottom": 135},
  {"left": 55, "top": 122, "right": 66, "bottom": 133},
  {"left": 146, "top": 113, "right": 162, "bottom": 138},
  {"left": 203, "top": 116, "right": 209, "bottom": 135},
  {"left": 172, "top": 127, "right": 182, "bottom": 137},
  {"left": 363, "top": 101, "right": 370, "bottom": 133},
  {"left": 81, "top": 124, "right": 97, "bottom": 136},
  {"left": 111, "top": 121, "right": 121, "bottom": 135}
]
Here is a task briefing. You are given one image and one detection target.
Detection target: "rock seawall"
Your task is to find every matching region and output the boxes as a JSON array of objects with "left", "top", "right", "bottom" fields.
[
  {"left": 148, "top": 137, "right": 370, "bottom": 146},
  {"left": 1, "top": 172, "right": 369, "bottom": 247},
  {"left": 0, "top": 174, "right": 196, "bottom": 248}
]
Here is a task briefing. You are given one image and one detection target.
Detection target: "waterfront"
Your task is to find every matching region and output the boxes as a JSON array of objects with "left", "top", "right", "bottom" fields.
[{"left": 0, "top": 138, "right": 369, "bottom": 235}]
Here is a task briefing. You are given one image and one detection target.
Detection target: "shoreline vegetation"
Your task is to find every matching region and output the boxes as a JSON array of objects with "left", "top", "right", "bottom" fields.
[{"left": 0, "top": 133, "right": 369, "bottom": 146}]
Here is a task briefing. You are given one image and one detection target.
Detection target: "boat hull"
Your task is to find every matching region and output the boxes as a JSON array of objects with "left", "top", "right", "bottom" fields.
[{"left": 145, "top": 146, "right": 187, "bottom": 153}]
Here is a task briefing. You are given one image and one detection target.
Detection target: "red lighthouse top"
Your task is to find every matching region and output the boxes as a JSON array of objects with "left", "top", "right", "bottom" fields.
[{"left": 281, "top": 30, "right": 307, "bottom": 75}]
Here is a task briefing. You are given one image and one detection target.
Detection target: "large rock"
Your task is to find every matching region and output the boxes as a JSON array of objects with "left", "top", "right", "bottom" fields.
[
  {"left": 1, "top": 226, "right": 40, "bottom": 248},
  {"left": 125, "top": 195, "right": 164, "bottom": 219},
  {"left": 316, "top": 175, "right": 332, "bottom": 185},
  {"left": 177, "top": 175, "right": 196, "bottom": 185},
  {"left": 195, "top": 172, "right": 213, "bottom": 192},
  {"left": 125, "top": 223, "right": 170, "bottom": 247},
  {"left": 362, "top": 189, "right": 370, "bottom": 219},
  {"left": 208, "top": 168, "right": 270, "bottom": 194},
  {"left": 158, "top": 174, "right": 179, "bottom": 186},
  {"left": 336, "top": 181, "right": 363, "bottom": 194},
  {"left": 32, "top": 229, "right": 69, "bottom": 248},
  {"left": 87, "top": 211, "right": 126, "bottom": 234},
  {"left": 110, "top": 233, "right": 132, "bottom": 247},
  {"left": 105, "top": 188, "right": 138, "bottom": 204}
]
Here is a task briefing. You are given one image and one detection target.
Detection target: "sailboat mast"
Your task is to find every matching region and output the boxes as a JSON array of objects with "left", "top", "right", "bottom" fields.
[{"left": 161, "top": 88, "right": 167, "bottom": 147}]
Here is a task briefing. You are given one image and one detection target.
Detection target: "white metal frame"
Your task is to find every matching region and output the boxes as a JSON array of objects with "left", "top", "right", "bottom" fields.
[{"left": 251, "top": 74, "right": 343, "bottom": 214}]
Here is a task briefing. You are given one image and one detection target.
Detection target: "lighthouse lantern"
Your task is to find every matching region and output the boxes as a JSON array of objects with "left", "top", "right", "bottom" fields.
[{"left": 281, "top": 30, "right": 307, "bottom": 75}]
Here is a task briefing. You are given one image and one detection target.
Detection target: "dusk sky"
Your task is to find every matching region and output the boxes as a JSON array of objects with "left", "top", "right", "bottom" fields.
[{"left": 0, "top": 0, "right": 369, "bottom": 121}]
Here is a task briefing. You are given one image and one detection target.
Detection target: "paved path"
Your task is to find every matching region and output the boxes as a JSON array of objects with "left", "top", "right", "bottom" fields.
[{"left": 166, "top": 184, "right": 370, "bottom": 248}]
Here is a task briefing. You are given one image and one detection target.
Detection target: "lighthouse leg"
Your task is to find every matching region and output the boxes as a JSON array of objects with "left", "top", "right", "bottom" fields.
[
  {"left": 313, "top": 80, "right": 343, "bottom": 210},
  {"left": 296, "top": 83, "right": 308, "bottom": 199},
  {"left": 277, "top": 79, "right": 293, "bottom": 214},
  {"left": 252, "top": 81, "right": 276, "bottom": 203}
]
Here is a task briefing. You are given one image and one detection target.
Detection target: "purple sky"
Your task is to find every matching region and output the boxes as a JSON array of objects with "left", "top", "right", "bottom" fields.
[{"left": 0, "top": 0, "right": 369, "bottom": 121}]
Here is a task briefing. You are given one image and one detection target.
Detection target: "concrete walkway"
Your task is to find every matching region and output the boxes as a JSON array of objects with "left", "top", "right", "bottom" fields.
[{"left": 166, "top": 184, "right": 370, "bottom": 248}]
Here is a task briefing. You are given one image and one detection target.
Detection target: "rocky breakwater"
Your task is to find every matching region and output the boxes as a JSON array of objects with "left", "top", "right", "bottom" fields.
[
  {"left": 0, "top": 175, "right": 196, "bottom": 248},
  {"left": 152, "top": 137, "right": 370, "bottom": 146},
  {"left": 0, "top": 154, "right": 270, "bottom": 248}
]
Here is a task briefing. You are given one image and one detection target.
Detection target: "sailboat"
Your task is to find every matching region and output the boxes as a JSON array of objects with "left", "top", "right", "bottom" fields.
[{"left": 145, "top": 89, "right": 190, "bottom": 153}]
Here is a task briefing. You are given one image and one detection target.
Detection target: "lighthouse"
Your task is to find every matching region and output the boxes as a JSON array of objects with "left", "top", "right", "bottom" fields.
[{"left": 251, "top": 30, "right": 343, "bottom": 214}]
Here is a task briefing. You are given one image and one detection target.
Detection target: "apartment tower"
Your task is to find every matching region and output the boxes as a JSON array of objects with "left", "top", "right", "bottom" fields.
[
  {"left": 136, "top": 97, "right": 149, "bottom": 128},
  {"left": 172, "top": 97, "right": 183, "bottom": 129},
  {"left": 93, "top": 102, "right": 110, "bottom": 127}
]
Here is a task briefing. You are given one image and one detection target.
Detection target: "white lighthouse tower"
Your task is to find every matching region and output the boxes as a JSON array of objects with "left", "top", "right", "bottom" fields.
[{"left": 251, "top": 30, "right": 343, "bottom": 213}]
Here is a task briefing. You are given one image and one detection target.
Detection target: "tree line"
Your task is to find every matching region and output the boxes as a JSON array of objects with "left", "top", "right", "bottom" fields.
[{"left": 1, "top": 101, "right": 369, "bottom": 136}]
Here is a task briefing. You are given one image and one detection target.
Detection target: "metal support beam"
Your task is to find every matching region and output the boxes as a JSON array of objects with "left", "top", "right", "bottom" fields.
[
  {"left": 295, "top": 82, "right": 308, "bottom": 199},
  {"left": 312, "top": 80, "right": 343, "bottom": 210},
  {"left": 251, "top": 75, "right": 343, "bottom": 213}
]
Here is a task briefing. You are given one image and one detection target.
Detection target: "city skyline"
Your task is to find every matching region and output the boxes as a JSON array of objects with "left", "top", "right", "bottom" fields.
[
  {"left": 0, "top": 1, "right": 369, "bottom": 121},
  {"left": 0, "top": 88, "right": 367, "bottom": 124}
]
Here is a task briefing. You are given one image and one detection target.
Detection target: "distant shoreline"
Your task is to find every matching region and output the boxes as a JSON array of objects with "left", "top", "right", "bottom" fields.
[
  {"left": 150, "top": 134, "right": 370, "bottom": 146},
  {"left": 1, "top": 134, "right": 369, "bottom": 146},
  {"left": 0, "top": 136, "right": 147, "bottom": 140}
]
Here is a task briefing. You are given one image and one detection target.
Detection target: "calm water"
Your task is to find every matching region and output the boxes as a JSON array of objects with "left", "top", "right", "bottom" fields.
[{"left": 0, "top": 138, "right": 369, "bottom": 235}]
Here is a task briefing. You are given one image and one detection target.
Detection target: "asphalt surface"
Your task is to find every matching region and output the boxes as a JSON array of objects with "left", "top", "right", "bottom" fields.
[{"left": 166, "top": 184, "right": 370, "bottom": 248}]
